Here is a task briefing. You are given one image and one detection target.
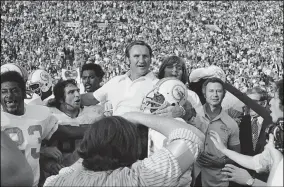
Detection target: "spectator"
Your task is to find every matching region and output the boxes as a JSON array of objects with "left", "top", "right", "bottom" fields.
[
  {"left": 209, "top": 79, "right": 283, "bottom": 186},
  {"left": 193, "top": 78, "right": 240, "bottom": 187}
]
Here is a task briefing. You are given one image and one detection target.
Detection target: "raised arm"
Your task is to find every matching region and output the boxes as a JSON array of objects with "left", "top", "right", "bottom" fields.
[
  {"left": 122, "top": 112, "right": 205, "bottom": 173},
  {"left": 224, "top": 82, "right": 271, "bottom": 121}
]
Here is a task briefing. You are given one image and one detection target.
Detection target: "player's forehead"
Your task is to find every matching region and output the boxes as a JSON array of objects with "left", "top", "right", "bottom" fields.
[
  {"left": 82, "top": 70, "right": 97, "bottom": 77},
  {"left": 1, "top": 81, "right": 20, "bottom": 89},
  {"left": 129, "top": 45, "right": 150, "bottom": 56},
  {"left": 64, "top": 83, "right": 79, "bottom": 92}
]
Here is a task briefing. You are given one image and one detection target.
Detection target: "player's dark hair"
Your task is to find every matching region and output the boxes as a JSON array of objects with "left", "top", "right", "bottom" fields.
[
  {"left": 125, "top": 40, "right": 152, "bottom": 58},
  {"left": 77, "top": 116, "right": 142, "bottom": 171},
  {"left": 81, "top": 63, "right": 105, "bottom": 80},
  {"left": 1, "top": 71, "right": 26, "bottom": 98},
  {"left": 158, "top": 56, "right": 189, "bottom": 85},
  {"left": 47, "top": 79, "right": 77, "bottom": 109}
]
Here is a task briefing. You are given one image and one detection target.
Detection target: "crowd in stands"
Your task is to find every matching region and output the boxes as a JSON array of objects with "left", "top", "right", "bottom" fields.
[{"left": 1, "top": 1, "right": 283, "bottom": 94}]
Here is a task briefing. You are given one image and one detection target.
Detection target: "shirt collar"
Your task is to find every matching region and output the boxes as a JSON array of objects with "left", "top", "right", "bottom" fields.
[
  {"left": 119, "top": 71, "right": 156, "bottom": 82},
  {"left": 203, "top": 103, "right": 226, "bottom": 122}
]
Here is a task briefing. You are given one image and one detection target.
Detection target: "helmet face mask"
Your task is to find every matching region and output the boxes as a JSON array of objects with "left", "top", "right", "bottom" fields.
[
  {"left": 28, "top": 82, "right": 42, "bottom": 95},
  {"left": 141, "top": 77, "right": 188, "bottom": 113}
]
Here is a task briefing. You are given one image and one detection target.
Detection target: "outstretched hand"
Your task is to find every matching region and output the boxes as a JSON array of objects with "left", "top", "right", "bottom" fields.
[{"left": 209, "top": 130, "right": 227, "bottom": 153}]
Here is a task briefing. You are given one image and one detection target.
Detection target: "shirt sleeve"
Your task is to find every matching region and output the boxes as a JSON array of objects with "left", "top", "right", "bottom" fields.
[
  {"left": 42, "top": 114, "right": 59, "bottom": 140},
  {"left": 93, "top": 77, "right": 117, "bottom": 103},
  {"left": 130, "top": 128, "right": 204, "bottom": 186},
  {"left": 252, "top": 149, "right": 273, "bottom": 173}
]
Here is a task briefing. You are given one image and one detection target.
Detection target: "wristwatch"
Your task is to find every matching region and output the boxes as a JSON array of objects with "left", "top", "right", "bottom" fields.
[{"left": 246, "top": 178, "right": 255, "bottom": 186}]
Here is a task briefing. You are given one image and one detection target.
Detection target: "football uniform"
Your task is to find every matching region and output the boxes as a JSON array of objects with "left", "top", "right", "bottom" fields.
[
  {"left": 48, "top": 105, "right": 104, "bottom": 165},
  {"left": 1, "top": 104, "right": 59, "bottom": 187},
  {"left": 24, "top": 93, "right": 44, "bottom": 106}
]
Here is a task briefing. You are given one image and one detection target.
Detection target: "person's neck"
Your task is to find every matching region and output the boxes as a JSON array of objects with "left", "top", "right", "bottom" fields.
[
  {"left": 9, "top": 104, "right": 25, "bottom": 116},
  {"left": 60, "top": 106, "right": 80, "bottom": 118},
  {"left": 205, "top": 103, "right": 222, "bottom": 120},
  {"left": 129, "top": 71, "right": 149, "bottom": 81}
]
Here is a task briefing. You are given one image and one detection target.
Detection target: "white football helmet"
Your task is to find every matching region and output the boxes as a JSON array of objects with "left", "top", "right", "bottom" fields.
[
  {"left": 141, "top": 77, "right": 188, "bottom": 113},
  {"left": 1, "top": 63, "right": 29, "bottom": 82},
  {"left": 27, "top": 69, "right": 52, "bottom": 96}
]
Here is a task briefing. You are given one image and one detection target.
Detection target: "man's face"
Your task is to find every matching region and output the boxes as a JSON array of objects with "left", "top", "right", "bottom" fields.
[
  {"left": 63, "top": 84, "right": 81, "bottom": 111},
  {"left": 127, "top": 45, "right": 151, "bottom": 79},
  {"left": 247, "top": 93, "right": 266, "bottom": 118},
  {"left": 163, "top": 63, "right": 183, "bottom": 81},
  {"left": 204, "top": 82, "right": 225, "bottom": 107},
  {"left": 1, "top": 81, "right": 24, "bottom": 115},
  {"left": 82, "top": 70, "right": 101, "bottom": 93}
]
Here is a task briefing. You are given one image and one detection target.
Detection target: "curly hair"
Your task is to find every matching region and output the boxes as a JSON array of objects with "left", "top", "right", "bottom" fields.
[
  {"left": 1, "top": 71, "right": 26, "bottom": 98},
  {"left": 81, "top": 63, "right": 105, "bottom": 80},
  {"left": 77, "top": 116, "right": 142, "bottom": 171}
]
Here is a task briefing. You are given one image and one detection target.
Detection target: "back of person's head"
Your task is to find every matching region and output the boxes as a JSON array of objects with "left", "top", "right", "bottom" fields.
[
  {"left": 81, "top": 63, "right": 105, "bottom": 80},
  {"left": 1, "top": 71, "right": 26, "bottom": 98},
  {"left": 125, "top": 40, "right": 152, "bottom": 58},
  {"left": 77, "top": 116, "right": 142, "bottom": 172},
  {"left": 158, "top": 56, "right": 189, "bottom": 84},
  {"left": 47, "top": 79, "right": 77, "bottom": 109}
]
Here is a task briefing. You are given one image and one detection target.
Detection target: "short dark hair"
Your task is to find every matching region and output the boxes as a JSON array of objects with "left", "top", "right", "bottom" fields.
[
  {"left": 81, "top": 63, "right": 105, "bottom": 80},
  {"left": 202, "top": 77, "right": 226, "bottom": 97},
  {"left": 77, "top": 116, "right": 142, "bottom": 172},
  {"left": 1, "top": 71, "right": 26, "bottom": 98},
  {"left": 47, "top": 79, "right": 77, "bottom": 109},
  {"left": 158, "top": 56, "right": 189, "bottom": 84},
  {"left": 276, "top": 79, "right": 283, "bottom": 111},
  {"left": 125, "top": 40, "right": 152, "bottom": 58}
]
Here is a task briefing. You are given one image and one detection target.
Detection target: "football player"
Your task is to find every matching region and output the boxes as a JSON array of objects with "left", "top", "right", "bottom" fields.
[
  {"left": 45, "top": 79, "right": 104, "bottom": 168},
  {"left": 1, "top": 71, "right": 89, "bottom": 186}
]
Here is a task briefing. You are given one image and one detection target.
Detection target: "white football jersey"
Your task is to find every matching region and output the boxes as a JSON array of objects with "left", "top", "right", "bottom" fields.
[
  {"left": 48, "top": 105, "right": 104, "bottom": 165},
  {"left": 1, "top": 104, "right": 59, "bottom": 187},
  {"left": 49, "top": 105, "right": 104, "bottom": 126},
  {"left": 24, "top": 93, "right": 44, "bottom": 106}
]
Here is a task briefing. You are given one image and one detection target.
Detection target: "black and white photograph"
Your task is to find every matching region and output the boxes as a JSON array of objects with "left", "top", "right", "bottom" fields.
[{"left": 1, "top": 1, "right": 283, "bottom": 186}]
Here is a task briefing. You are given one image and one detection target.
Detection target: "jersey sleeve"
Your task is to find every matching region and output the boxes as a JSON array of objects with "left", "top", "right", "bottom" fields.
[{"left": 42, "top": 114, "right": 59, "bottom": 140}]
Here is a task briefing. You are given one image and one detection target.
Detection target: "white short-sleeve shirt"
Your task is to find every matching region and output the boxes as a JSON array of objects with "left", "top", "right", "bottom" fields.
[{"left": 93, "top": 71, "right": 159, "bottom": 116}]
